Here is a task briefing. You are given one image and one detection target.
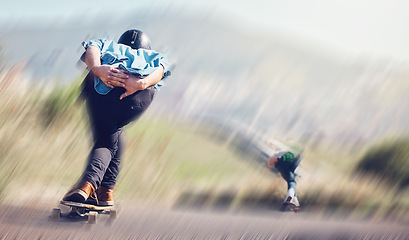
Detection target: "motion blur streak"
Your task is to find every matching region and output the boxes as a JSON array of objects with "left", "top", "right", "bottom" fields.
[{"left": 1, "top": 1, "right": 409, "bottom": 238}]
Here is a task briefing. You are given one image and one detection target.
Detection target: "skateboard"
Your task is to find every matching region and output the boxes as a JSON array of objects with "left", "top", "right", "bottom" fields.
[
  {"left": 280, "top": 202, "right": 301, "bottom": 213},
  {"left": 51, "top": 201, "right": 117, "bottom": 224}
]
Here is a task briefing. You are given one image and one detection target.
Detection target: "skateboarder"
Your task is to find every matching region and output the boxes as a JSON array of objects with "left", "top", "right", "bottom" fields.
[
  {"left": 267, "top": 151, "right": 302, "bottom": 210},
  {"left": 62, "top": 29, "right": 171, "bottom": 206}
]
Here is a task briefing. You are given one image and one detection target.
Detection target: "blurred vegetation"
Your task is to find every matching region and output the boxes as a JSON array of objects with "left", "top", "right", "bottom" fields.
[
  {"left": 0, "top": 67, "right": 273, "bottom": 208},
  {"left": 41, "top": 77, "right": 84, "bottom": 127},
  {"left": 0, "top": 62, "right": 408, "bottom": 224},
  {"left": 356, "top": 137, "right": 409, "bottom": 189}
]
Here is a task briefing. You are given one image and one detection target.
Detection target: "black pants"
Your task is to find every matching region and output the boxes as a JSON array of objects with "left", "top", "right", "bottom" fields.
[
  {"left": 81, "top": 73, "right": 155, "bottom": 189},
  {"left": 275, "top": 155, "right": 301, "bottom": 190}
]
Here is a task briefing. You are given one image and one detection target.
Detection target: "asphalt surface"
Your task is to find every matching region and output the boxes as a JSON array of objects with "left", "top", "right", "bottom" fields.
[{"left": 1, "top": 200, "right": 408, "bottom": 240}]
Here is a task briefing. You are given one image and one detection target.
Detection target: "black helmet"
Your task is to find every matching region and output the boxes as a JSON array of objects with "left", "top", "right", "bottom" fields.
[{"left": 118, "top": 29, "right": 151, "bottom": 50}]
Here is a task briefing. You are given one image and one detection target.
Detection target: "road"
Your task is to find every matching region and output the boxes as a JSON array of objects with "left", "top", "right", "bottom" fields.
[{"left": 0, "top": 199, "right": 408, "bottom": 240}]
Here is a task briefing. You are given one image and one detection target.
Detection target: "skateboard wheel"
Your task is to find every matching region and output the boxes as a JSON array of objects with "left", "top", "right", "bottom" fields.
[
  {"left": 88, "top": 211, "right": 97, "bottom": 224},
  {"left": 51, "top": 208, "right": 61, "bottom": 220},
  {"left": 109, "top": 209, "right": 117, "bottom": 220}
]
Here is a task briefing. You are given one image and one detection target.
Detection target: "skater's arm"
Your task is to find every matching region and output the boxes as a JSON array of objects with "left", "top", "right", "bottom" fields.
[
  {"left": 268, "top": 156, "right": 278, "bottom": 169},
  {"left": 84, "top": 45, "right": 102, "bottom": 71},
  {"left": 84, "top": 45, "right": 129, "bottom": 89},
  {"left": 119, "top": 65, "right": 165, "bottom": 100}
]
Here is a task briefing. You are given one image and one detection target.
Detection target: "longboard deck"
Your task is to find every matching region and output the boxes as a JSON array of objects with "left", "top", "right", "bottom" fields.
[
  {"left": 60, "top": 200, "right": 113, "bottom": 211},
  {"left": 51, "top": 201, "right": 117, "bottom": 223},
  {"left": 280, "top": 202, "right": 301, "bottom": 213}
]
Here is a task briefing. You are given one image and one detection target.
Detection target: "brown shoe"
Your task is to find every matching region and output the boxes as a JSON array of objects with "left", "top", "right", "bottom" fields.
[
  {"left": 63, "top": 181, "right": 95, "bottom": 203},
  {"left": 97, "top": 186, "right": 114, "bottom": 206},
  {"left": 84, "top": 192, "right": 98, "bottom": 205}
]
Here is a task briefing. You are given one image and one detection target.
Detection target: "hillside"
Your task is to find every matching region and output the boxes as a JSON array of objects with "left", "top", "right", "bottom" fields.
[{"left": 2, "top": 10, "right": 409, "bottom": 152}]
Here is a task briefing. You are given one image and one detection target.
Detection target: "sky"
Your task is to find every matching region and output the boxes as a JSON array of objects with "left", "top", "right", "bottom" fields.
[{"left": 2, "top": 0, "right": 409, "bottom": 61}]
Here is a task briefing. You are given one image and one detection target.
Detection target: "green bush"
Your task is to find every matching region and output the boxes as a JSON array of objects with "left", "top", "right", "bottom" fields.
[
  {"left": 41, "top": 76, "right": 84, "bottom": 126},
  {"left": 356, "top": 137, "right": 409, "bottom": 189}
]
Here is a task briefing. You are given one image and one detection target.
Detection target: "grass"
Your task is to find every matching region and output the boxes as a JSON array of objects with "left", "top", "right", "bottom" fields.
[
  {"left": 0, "top": 71, "right": 273, "bottom": 208},
  {"left": 0, "top": 69, "right": 408, "bottom": 223}
]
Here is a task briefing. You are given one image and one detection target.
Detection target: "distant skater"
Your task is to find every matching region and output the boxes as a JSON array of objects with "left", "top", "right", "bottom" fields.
[{"left": 267, "top": 151, "right": 302, "bottom": 211}]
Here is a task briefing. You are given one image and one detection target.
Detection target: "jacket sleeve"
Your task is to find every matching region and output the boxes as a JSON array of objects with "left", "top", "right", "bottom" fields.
[{"left": 80, "top": 39, "right": 107, "bottom": 62}]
